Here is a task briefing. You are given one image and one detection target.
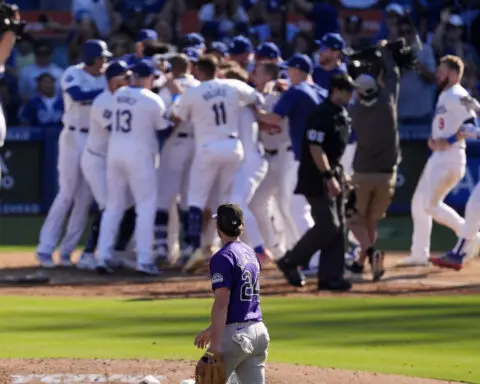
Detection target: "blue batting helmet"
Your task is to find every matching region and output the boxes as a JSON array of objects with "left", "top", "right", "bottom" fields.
[{"left": 82, "top": 39, "right": 112, "bottom": 65}]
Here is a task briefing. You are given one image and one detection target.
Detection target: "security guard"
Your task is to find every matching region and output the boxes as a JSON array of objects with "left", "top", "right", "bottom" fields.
[{"left": 277, "top": 73, "right": 356, "bottom": 292}]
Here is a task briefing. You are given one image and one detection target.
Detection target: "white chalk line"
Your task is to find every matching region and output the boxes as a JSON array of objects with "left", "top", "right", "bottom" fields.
[{"left": 10, "top": 374, "right": 167, "bottom": 383}]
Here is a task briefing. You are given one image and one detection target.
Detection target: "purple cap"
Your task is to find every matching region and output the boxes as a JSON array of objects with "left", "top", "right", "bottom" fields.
[
  {"left": 315, "top": 32, "right": 346, "bottom": 51},
  {"left": 256, "top": 42, "right": 281, "bottom": 60},
  {"left": 229, "top": 35, "right": 253, "bottom": 55},
  {"left": 131, "top": 59, "right": 160, "bottom": 77},
  {"left": 137, "top": 29, "right": 158, "bottom": 43},
  {"left": 105, "top": 60, "right": 130, "bottom": 80},
  {"left": 286, "top": 53, "right": 313, "bottom": 74}
]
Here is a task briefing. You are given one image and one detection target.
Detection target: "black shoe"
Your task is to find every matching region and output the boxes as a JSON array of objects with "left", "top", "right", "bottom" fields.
[
  {"left": 345, "top": 261, "right": 364, "bottom": 274},
  {"left": 318, "top": 278, "right": 352, "bottom": 292},
  {"left": 276, "top": 257, "right": 306, "bottom": 288}
]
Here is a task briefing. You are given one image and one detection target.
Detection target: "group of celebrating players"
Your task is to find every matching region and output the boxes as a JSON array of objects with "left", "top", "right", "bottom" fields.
[{"left": 33, "top": 29, "right": 327, "bottom": 276}]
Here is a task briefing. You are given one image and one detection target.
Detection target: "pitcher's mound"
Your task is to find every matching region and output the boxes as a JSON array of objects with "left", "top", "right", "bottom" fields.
[{"left": 0, "top": 359, "right": 462, "bottom": 384}]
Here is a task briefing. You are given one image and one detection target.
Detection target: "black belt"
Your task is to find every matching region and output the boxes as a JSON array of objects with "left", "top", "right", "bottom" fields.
[
  {"left": 177, "top": 132, "right": 191, "bottom": 138},
  {"left": 264, "top": 146, "right": 292, "bottom": 156},
  {"left": 68, "top": 125, "right": 89, "bottom": 134}
]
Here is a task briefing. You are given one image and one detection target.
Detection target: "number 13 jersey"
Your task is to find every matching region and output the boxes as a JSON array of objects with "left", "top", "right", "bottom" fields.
[
  {"left": 210, "top": 240, "right": 262, "bottom": 325},
  {"left": 175, "top": 78, "right": 262, "bottom": 150}
]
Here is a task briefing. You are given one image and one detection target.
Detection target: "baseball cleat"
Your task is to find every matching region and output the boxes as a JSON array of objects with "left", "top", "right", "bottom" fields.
[
  {"left": 58, "top": 255, "right": 73, "bottom": 267},
  {"left": 153, "top": 244, "right": 170, "bottom": 267},
  {"left": 318, "top": 278, "right": 352, "bottom": 292},
  {"left": 36, "top": 253, "right": 55, "bottom": 268},
  {"left": 429, "top": 252, "right": 464, "bottom": 271},
  {"left": 96, "top": 258, "right": 116, "bottom": 275},
  {"left": 76, "top": 253, "right": 97, "bottom": 271},
  {"left": 276, "top": 257, "right": 305, "bottom": 288},
  {"left": 183, "top": 248, "right": 205, "bottom": 274},
  {"left": 370, "top": 250, "right": 385, "bottom": 281},
  {"left": 395, "top": 255, "right": 429, "bottom": 268},
  {"left": 136, "top": 263, "right": 162, "bottom": 276}
]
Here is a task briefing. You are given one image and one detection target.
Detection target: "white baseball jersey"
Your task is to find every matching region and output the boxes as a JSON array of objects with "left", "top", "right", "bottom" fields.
[
  {"left": 87, "top": 89, "right": 114, "bottom": 156},
  {"left": 61, "top": 64, "right": 107, "bottom": 130},
  {"left": 159, "top": 76, "right": 200, "bottom": 135},
  {"left": 175, "top": 78, "right": 263, "bottom": 148},
  {"left": 109, "top": 86, "right": 168, "bottom": 155},
  {"left": 260, "top": 82, "right": 291, "bottom": 150},
  {"left": 239, "top": 106, "right": 264, "bottom": 159},
  {"left": 432, "top": 84, "right": 476, "bottom": 148}
]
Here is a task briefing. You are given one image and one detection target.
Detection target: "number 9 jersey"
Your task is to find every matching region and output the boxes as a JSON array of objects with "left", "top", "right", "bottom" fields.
[{"left": 432, "top": 83, "right": 477, "bottom": 146}]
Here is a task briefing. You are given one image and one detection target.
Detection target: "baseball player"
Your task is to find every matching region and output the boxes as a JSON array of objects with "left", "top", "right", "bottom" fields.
[
  {"left": 194, "top": 203, "right": 269, "bottom": 384},
  {"left": 223, "top": 66, "right": 272, "bottom": 265},
  {"left": 398, "top": 55, "right": 478, "bottom": 267},
  {"left": 77, "top": 60, "right": 131, "bottom": 270},
  {"left": 96, "top": 59, "right": 168, "bottom": 275},
  {"left": 154, "top": 53, "right": 200, "bottom": 264},
  {"left": 430, "top": 97, "right": 480, "bottom": 270},
  {"left": 172, "top": 55, "right": 264, "bottom": 271},
  {"left": 36, "top": 39, "right": 109, "bottom": 268},
  {"left": 123, "top": 29, "right": 158, "bottom": 66}
]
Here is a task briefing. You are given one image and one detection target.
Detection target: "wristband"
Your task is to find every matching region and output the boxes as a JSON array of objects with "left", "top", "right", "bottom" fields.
[
  {"left": 171, "top": 94, "right": 179, "bottom": 103},
  {"left": 446, "top": 134, "right": 457, "bottom": 144}
]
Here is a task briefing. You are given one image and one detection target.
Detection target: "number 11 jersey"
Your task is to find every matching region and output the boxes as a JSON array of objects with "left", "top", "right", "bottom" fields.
[
  {"left": 209, "top": 240, "right": 263, "bottom": 325},
  {"left": 175, "top": 78, "right": 261, "bottom": 149}
]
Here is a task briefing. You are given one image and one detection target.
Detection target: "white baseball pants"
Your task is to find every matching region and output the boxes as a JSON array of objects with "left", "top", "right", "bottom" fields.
[
  {"left": 81, "top": 149, "right": 107, "bottom": 210},
  {"left": 230, "top": 154, "right": 268, "bottom": 248},
  {"left": 410, "top": 152, "right": 466, "bottom": 259},
  {"left": 459, "top": 181, "right": 480, "bottom": 241},
  {"left": 97, "top": 150, "right": 157, "bottom": 264},
  {"left": 37, "top": 130, "right": 92, "bottom": 257}
]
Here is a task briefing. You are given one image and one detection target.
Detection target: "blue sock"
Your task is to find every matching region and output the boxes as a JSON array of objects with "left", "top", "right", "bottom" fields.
[
  {"left": 154, "top": 210, "right": 169, "bottom": 246},
  {"left": 254, "top": 245, "right": 265, "bottom": 254},
  {"left": 187, "top": 206, "right": 203, "bottom": 249},
  {"left": 179, "top": 209, "right": 189, "bottom": 245}
]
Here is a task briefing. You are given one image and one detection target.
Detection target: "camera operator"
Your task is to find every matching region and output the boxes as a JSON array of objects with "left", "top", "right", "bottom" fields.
[
  {"left": 346, "top": 40, "right": 401, "bottom": 281},
  {"left": 0, "top": 4, "right": 21, "bottom": 153}
]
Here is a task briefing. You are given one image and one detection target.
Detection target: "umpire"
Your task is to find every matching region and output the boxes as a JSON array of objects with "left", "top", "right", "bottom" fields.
[{"left": 277, "top": 73, "right": 356, "bottom": 292}]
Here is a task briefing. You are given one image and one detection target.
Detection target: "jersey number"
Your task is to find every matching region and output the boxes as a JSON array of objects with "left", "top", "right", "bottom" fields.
[
  {"left": 438, "top": 117, "right": 445, "bottom": 130},
  {"left": 116, "top": 109, "right": 132, "bottom": 133},
  {"left": 240, "top": 270, "right": 260, "bottom": 302},
  {"left": 212, "top": 102, "right": 227, "bottom": 126}
]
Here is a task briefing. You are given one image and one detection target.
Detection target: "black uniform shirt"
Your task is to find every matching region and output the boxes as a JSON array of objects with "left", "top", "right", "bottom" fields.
[{"left": 295, "top": 98, "right": 351, "bottom": 197}]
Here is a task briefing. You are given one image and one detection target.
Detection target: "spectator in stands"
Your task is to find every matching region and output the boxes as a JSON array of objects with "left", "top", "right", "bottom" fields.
[
  {"left": 72, "top": 0, "right": 118, "bottom": 38},
  {"left": 293, "top": 0, "right": 339, "bottom": 41},
  {"left": 397, "top": 16, "right": 436, "bottom": 125},
  {"left": 18, "top": 40, "right": 63, "bottom": 102},
  {"left": 463, "top": 63, "right": 480, "bottom": 100},
  {"left": 432, "top": 11, "right": 480, "bottom": 69},
  {"left": 109, "top": 33, "right": 134, "bottom": 59},
  {"left": 198, "top": 0, "right": 249, "bottom": 40},
  {"left": 19, "top": 73, "right": 63, "bottom": 127},
  {"left": 374, "top": 3, "right": 405, "bottom": 43},
  {"left": 312, "top": 33, "right": 347, "bottom": 97},
  {"left": 0, "top": 76, "right": 20, "bottom": 126},
  {"left": 291, "top": 31, "right": 314, "bottom": 56},
  {"left": 68, "top": 13, "right": 100, "bottom": 64},
  {"left": 14, "top": 36, "right": 35, "bottom": 72},
  {"left": 342, "top": 15, "right": 371, "bottom": 51}
]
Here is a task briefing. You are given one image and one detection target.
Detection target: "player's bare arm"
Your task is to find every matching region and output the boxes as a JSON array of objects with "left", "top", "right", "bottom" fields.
[{"left": 0, "top": 6, "right": 19, "bottom": 64}]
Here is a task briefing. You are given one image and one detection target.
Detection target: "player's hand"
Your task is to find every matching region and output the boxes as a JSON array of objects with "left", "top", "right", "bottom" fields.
[
  {"left": 327, "top": 177, "right": 341, "bottom": 198},
  {"left": 194, "top": 327, "right": 212, "bottom": 349}
]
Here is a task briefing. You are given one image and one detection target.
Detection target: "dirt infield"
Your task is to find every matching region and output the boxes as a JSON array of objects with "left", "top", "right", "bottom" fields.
[{"left": 0, "top": 251, "right": 477, "bottom": 383}]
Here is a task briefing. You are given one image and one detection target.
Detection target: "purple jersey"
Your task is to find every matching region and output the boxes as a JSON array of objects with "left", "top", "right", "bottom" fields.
[{"left": 209, "top": 241, "right": 263, "bottom": 324}]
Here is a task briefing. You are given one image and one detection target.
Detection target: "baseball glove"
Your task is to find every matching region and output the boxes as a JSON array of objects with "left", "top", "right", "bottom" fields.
[{"left": 195, "top": 351, "right": 226, "bottom": 384}]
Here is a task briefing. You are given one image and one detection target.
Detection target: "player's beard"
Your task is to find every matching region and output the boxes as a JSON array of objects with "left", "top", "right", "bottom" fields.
[{"left": 438, "top": 76, "right": 450, "bottom": 91}]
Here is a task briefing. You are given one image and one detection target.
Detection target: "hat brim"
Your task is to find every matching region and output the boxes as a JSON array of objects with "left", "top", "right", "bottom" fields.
[{"left": 101, "top": 50, "right": 113, "bottom": 58}]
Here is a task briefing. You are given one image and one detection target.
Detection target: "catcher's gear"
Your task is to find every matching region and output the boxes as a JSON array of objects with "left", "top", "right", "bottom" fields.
[{"left": 195, "top": 351, "right": 226, "bottom": 384}]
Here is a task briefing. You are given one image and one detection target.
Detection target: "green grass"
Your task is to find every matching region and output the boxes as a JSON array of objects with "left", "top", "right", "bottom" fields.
[
  {"left": 0, "top": 215, "right": 457, "bottom": 251},
  {"left": 0, "top": 296, "right": 479, "bottom": 382}
]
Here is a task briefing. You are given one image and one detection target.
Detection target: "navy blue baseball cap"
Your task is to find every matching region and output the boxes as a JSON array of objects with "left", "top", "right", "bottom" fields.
[
  {"left": 184, "top": 47, "right": 200, "bottom": 62},
  {"left": 210, "top": 41, "right": 229, "bottom": 57},
  {"left": 131, "top": 59, "right": 160, "bottom": 77},
  {"left": 105, "top": 60, "right": 130, "bottom": 80},
  {"left": 229, "top": 35, "right": 253, "bottom": 55},
  {"left": 212, "top": 203, "right": 244, "bottom": 235},
  {"left": 315, "top": 32, "right": 346, "bottom": 52},
  {"left": 256, "top": 42, "right": 281, "bottom": 60},
  {"left": 286, "top": 54, "right": 313, "bottom": 74},
  {"left": 183, "top": 33, "right": 205, "bottom": 49},
  {"left": 136, "top": 29, "right": 158, "bottom": 43},
  {"left": 82, "top": 39, "right": 112, "bottom": 62}
]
